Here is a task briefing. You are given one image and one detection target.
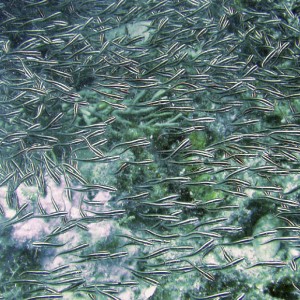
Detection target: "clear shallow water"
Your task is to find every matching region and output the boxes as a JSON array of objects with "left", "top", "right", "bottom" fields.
[{"left": 0, "top": 0, "right": 300, "bottom": 299}]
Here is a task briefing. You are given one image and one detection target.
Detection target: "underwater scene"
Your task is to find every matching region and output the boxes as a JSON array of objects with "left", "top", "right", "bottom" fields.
[{"left": 0, "top": 0, "right": 300, "bottom": 299}]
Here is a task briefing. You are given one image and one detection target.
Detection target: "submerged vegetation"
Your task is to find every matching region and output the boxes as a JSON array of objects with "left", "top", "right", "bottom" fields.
[{"left": 0, "top": 0, "right": 300, "bottom": 299}]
